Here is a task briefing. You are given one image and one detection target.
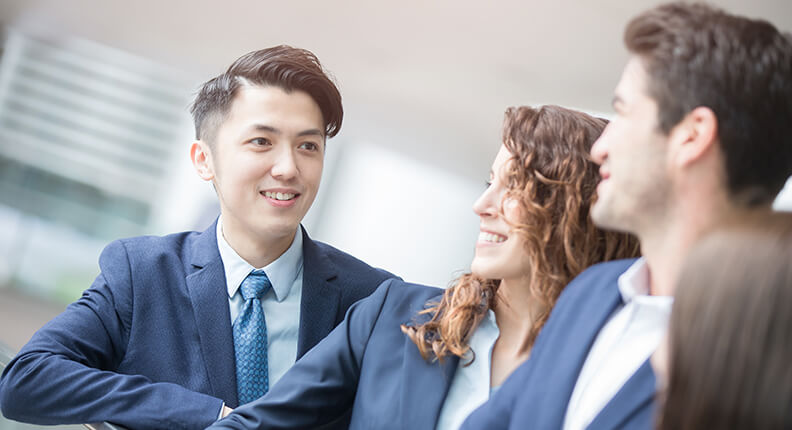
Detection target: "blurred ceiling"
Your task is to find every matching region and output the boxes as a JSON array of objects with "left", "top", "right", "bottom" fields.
[{"left": 1, "top": 0, "right": 790, "bottom": 176}]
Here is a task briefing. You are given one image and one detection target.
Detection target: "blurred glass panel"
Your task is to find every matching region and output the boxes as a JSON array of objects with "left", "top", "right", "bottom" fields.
[
  {"left": 0, "top": 155, "right": 149, "bottom": 239},
  {"left": 0, "top": 29, "right": 192, "bottom": 308}
]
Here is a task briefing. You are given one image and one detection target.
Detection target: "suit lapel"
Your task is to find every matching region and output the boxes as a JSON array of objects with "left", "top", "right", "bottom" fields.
[
  {"left": 587, "top": 358, "right": 656, "bottom": 429},
  {"left": 534, "top": 265, "right": 628, "bottom": 428},
  {"left": 401, "top": 295, "right": 459, "bottom": 430},
  {"left": 185, "top": 219, "right": 239, "bottom": 407},
  {"left": 297, "top": 227, "right": 342, "bottom": 358}
]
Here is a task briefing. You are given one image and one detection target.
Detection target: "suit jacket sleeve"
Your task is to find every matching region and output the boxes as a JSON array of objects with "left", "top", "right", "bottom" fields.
[
  {"left": 208, "top": 278, "right": 397, "bottom": 430},
  {"left": 0, "top": 240, "right": 223, "bottom": 430}
]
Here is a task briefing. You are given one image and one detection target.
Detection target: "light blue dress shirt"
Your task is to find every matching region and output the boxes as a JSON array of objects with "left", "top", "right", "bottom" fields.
[
  {"left": 215, "top": 218, "right": 304, "bottom": 389},
  {"left": 435, "top": 310, "right": 500, "bottom": 430}
]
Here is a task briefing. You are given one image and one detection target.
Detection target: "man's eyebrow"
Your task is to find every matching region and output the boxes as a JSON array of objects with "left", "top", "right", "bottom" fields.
[
  {"left": 246, "top": 124, "right": 324, "bottom": 138},
  {"left": 297, "top": 129, "right": 324, "bottom": 138},
  {"left": 249, "top": 124, "right": 280, "bottom": 134}
]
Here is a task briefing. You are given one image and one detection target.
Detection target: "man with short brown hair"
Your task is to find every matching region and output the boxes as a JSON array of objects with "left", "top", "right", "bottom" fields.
[{"left": 462, "top": 3, "right": 792, "bottom": 429}]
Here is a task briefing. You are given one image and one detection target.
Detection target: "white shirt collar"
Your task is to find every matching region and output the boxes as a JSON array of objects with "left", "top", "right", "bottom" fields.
[
  {"left": 616, "top": 257, "right": 651, "bottom": 303},
  {"left": 617, "top": 257, "right": 674, "bottom": 305},
  {"left": 216, "top": 216, "right": 304, "bottom": 302}
]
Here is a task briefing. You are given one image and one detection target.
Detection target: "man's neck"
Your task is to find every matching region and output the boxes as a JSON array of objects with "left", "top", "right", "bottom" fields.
[
  {"left": 221, "top": 221, "right": 297, "bottom": 269},
  {"left": 640, "top": 227, "right": 689, "bottom": 297},
  {"left": 639, "top": 196, "right": 737, "bottom": 296}
]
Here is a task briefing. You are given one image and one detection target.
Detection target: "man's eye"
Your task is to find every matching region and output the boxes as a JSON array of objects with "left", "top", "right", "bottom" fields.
[
  {"left": 300, "top": 142, "right": 319, "bottom": 151},
  {"left": 250, "top": 138, "right": 271, "bottom": 146}
]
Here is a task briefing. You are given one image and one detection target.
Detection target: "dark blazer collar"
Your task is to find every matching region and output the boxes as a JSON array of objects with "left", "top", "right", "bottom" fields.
[
  {"left": 587, "top": 358, "right": 657, "bottom": 429},
  {"left": 299, "top": 225, "right": 335, "bottom": 280},
  {"left": 188, "top": 218, "right": 222, "bottom": 268},
  {"left": 402, "top": 293, "right": 461, "bottom": 429},
  {"left": 297, "top": 226, "right": 343, "bottom": 357},
  {"left": 184, "top": 222, "right": 352, "bottom": 404},
  {"left": 540, "top": 258, "right": 657, "bottom": 429},
  {"left": 582, "top": 261, "right": 657, "bottom": 429},
  {"left": 531, "top": 261, "right": 631, "bottom": 429},
  {"left": 185, "top": 219, "right": 239, "bottom": 406}
]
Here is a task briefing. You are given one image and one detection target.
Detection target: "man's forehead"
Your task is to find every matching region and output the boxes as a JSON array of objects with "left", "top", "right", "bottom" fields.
[{"left": 615, "top": 58, "right": 651, "bottom": 103}]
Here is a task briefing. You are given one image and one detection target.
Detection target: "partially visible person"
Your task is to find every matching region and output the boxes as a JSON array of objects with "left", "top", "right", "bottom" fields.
[
  {"left": 462, "top": 3, "right": 792, "bottom": 430},
  {"left": 207, "top": 105, "right": 640, "bottom": 430},
  {"left": 0, "top": 46, "right": 395, "bottom": 430},
  {"left": 655, "top": 211, "right": 792, "bottom": 430}
]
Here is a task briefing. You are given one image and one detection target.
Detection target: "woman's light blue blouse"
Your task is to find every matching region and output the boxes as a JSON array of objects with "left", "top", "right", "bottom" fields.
[{"left": 435, "top": 310, "right": 500, "bottom": 430}]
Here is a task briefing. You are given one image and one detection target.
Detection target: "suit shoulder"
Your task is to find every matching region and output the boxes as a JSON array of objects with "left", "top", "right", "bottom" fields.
[
  {"left": 355, "top": 278, "right": 444, "bottom": 324},
  {"left": 578, "top": 258, "right": 637, "bottom": 278},
  {"left": 107, "top": 230, "right": 199, "bottom": 264},
  {"left": 376, "top": 278, "right": 444, "bottom": 304},
  {"left": 312, "top": 239, "right": 398, "bottom": 284},
  {"left": 95, "top": 231, "right": 205, "bottom": 286},
  {"left": 560, "top": 258, "right": 637, "bottom": 300}
]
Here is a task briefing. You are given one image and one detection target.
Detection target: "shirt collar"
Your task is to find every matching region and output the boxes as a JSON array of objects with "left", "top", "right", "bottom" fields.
[
  {"left": 216, "top": 216, "right": 304, "bottom": 302},
  {"left": 616, "top": 257, "right": 674, "bottom": 307},
  {"left": 616, "top": 257, "right": 651, "bottom": 303}
]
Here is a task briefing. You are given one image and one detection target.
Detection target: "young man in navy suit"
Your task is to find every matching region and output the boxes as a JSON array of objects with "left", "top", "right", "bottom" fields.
[
  {"left": 0, "top": 46, "right": 395, "bottom": 429},
  {"left": 462, "top": 3, "right": 792, "bottom": 430}
]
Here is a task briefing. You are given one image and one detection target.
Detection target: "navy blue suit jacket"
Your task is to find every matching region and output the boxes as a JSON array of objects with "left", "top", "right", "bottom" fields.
[
  {"left": 208, "top": 279, "right": 463, "bottom": 430},
  {"left": 461, "top": 258, "right": 657, "bottom": 430},
  {"left": 0, "top": 220, "right": 394, "bottom": 430}
]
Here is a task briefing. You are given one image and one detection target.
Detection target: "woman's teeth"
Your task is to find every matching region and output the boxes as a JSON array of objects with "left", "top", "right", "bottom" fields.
[{"left": 479, "top": 232, "right": 506, "bottom": 243}]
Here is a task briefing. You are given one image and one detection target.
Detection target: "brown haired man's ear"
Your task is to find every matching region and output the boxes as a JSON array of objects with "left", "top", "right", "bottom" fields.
[
  {"left": 190, "top": 140, "right": 215, "bottom": 181},
  {"left": 668, "top": 106, "right": 719, "bottom": 169}
]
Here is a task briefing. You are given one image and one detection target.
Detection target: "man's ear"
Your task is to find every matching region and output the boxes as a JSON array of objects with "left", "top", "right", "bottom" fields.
[
  {"left": 668, "top": 106, "right": 719, "bottom": 168},
  {"left": 190, "top": 140, "right": 215, "bottom": 181}
]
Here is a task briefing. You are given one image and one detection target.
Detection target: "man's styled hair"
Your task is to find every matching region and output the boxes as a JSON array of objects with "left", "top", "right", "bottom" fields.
[
  {"left": 625, "top": 2, "right": 792, "bottom": 205},
  {"left": 190, "top": 45, "right": 343, "bottom": 145}
]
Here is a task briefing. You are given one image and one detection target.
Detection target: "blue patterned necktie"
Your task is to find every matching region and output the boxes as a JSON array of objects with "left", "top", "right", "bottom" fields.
[{"left": 233, "top": 269, "right": 271, "bottom": 405}]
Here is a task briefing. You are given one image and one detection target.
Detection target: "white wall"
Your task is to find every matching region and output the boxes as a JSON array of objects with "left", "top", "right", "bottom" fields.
[
  {"left": 144, "top": 134, "right": 487, "bottom": 289},
  {"left": 306, "top": 141, "right": 484, "bottom": 288}
]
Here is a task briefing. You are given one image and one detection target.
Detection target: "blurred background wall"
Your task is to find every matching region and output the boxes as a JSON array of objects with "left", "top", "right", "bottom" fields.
[{"left": 0, "top": 0, "right": 789, "bottom": 360}]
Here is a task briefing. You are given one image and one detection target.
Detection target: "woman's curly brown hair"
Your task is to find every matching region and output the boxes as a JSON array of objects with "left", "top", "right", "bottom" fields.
[{"left": 402, "top": 105, "right": 640, "bottom": 363}]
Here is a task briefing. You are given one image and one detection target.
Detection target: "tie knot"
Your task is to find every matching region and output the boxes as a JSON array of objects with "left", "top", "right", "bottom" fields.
[{"left": 240, "top": 270, "right": 271, "bottom": 300}]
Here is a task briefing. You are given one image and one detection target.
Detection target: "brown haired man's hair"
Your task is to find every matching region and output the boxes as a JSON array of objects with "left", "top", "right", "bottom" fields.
[
  {"left": 625, "top": 2, "right": 792, "bottom": 205},
  {"left": 190, "top": 45, "right": 343, "bottom": 145}
]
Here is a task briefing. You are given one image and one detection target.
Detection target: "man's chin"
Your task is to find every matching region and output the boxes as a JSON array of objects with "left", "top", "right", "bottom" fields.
[
  {"left": 263, "top": 223, "right": 301, "bottom": 238},
  {"left": 591, "top": 205, "right": 620, "bottom": 231}
]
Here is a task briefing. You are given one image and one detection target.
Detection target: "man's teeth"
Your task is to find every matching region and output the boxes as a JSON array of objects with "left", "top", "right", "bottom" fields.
[
  {"left": 264, "top": 191, "right": 296, "bottom": 201},
  {"left": 479, "top": 232, "right": 506, "bottom": 243}
]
